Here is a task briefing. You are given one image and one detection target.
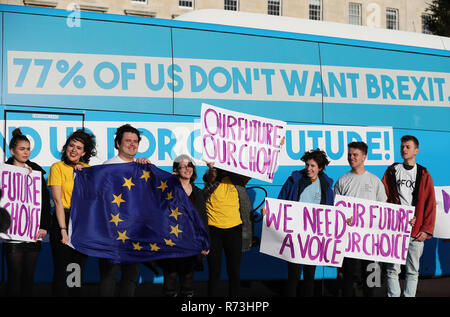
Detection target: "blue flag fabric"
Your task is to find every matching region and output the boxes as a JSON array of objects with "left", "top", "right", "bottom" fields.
[{"left": 69, "top": 162, "right": 209, "bottom": 264}]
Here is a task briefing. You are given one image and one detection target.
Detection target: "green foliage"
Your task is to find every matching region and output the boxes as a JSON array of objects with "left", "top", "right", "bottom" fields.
[{"left": 425, "top": 0, "right": 450, "bottom": 36}]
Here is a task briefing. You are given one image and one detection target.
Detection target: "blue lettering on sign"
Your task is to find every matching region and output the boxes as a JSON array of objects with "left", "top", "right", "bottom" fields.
[
  {"left": 187, "top": 129, "right": 202, "bottom": 160},
  {"left": 121, "top": 62, "right": 136, "bottom": 90},
  {"left": 0, "top": 124, "right": 393, "bottom": 165},
  {"left": 94, "top": 62, "right": 120, "bottom": 89},
  {"left": 145, "top": 63, "right": 165, "bottom": 91},
  {"left": 285, "top": 130, "right": 306, "bottom": 160},
  {"left": 10, "top": 56, "right": 449, "bottom": 104},
  {"left": 138, "top": 128, "right": 156, "bottom": 159},
  {"left": 325, "top": 131, "right": 344, "bottom": 160},
  {"left": 280, "top": 70, "right": 308, "bottom": 96},
  {"left": 157, "top": 128, "right": 176, "bottom": 160}
]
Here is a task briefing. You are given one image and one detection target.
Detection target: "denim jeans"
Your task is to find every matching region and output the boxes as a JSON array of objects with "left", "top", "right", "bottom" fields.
[{"left": 386, "top": 239, "right": 424, "bottom": 297}]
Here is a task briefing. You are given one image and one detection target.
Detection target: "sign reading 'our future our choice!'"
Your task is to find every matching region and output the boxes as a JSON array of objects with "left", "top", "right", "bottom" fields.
[
  {"left": 201, "top": 103, "right": 287, "bottom": 183},
  {"left": 261, "top": 195, "right": 415, "bottom": 266},
  {"left": 0, "top": 164, "right": 42, "bottom": 242}
]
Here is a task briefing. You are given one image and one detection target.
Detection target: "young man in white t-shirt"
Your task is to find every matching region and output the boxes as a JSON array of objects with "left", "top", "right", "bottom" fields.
[
  {"left": 334, "top": 141, "right": 387, "bottom": 297},
  {"left": 382, "top": 135, "right": 436, "bottom": 297},
  {"left": 99, "top": 124, "right": 150, "bottom": 297}
]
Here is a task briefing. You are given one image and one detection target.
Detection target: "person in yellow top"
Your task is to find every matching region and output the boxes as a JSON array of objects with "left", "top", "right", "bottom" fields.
[
  {"left": 48, "top": 129, "right": 96, "bottom": 297},
  {"left": 203, "top": 163, "right": 252, "bottom": 297}
]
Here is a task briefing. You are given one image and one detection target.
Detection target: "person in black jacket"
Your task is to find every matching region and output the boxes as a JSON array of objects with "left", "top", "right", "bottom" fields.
[
  {"left": 157, "top": 154, "right": 209, "bottom": 297},
  {"left": 3, "top": 128, "right": 51, "bottom": 296}
]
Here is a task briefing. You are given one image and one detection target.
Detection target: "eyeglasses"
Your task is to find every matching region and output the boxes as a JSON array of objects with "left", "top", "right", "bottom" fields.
[{"left": 178, "top": 165, "right": 194, "bottom": 170}]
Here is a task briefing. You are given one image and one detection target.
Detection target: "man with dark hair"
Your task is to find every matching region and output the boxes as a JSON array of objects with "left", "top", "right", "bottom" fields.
[
  {"left": 99, "top": 124, "right": 150, "bottom": 297},
  {"left": 334, "top": 141, "right": 387, "bottom": 297},
  {"left": 382, "top": 135, "right": 436, "bottom": 297}
]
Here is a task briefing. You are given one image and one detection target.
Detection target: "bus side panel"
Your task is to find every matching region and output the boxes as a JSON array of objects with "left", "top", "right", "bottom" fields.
[
  {"left": 171, "top": 28, "right": 323, "bottom": 123},
  {"left": 3, "top": 12, "right": 173, "bottom": 114},
  {"left": 319, "top": 43, "right": 450, "bottom": 132}
]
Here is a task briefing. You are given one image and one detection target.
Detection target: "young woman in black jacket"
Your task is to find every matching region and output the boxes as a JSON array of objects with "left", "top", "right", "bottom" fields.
[
  {"left": 157, "top": 154, "right": 209, "bottom": 297},
  {"left": 3, "top": 128, "right": 51, "bottom": 296}
]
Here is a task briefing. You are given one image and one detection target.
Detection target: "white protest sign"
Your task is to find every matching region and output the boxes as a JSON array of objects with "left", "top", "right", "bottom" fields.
[
  {"left": 0, "top": 164, "right": 42, "bottom": 242},
  {"left": 260, "top": 198, "right": 348, "bottom": 267},
  {"left": 433, "top": 186, "right": 450, "bottom": 239},
  {"left": 201, "top": 103, "right": 287, "bottom": 183},
  {"left": 334, "top": 195, "right": 414, "bottom": 264}
]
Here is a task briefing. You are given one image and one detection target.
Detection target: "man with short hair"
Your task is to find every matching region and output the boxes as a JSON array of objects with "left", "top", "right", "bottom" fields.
[
  {"left": 334, "top": 141, "right": 387, "bottom": 297},
  {"left": 98, "top": 124, "right": 150, "bottom": 297},
  {"left": 382, "top": 135, "right": 436, "bottom": 297}
]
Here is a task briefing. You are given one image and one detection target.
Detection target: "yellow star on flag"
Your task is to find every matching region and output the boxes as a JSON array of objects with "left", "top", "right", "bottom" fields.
[
  {"left": 112, "top": 193, "right": 125, "bottom": 207},
  {"left": 122, "top": 177, "right": 135, "bottom": 191},
  {"left": 166, "top": 191, "right": 174, "bottom": 200},
  {"left": 116, "top": 230, "right": 129, "bottom": 243},
  {"left": 140, "top": 170, "right": 151, "bottom": 182},
  {"left": 157, "top": 180, "right": 168, "bottom": 192},
  {"left": 109, "top": 213, "right": 123, "bottom": 226},
  {"left": 132, "top": 242, "right": 143, "bottom": 251},
  {"left": 164, "top": 238, "right": 176, "bottom": 247},
  {"left": 170, "top": 224, "right": 183, "bottom": 238},
  {"left": 169, "top": 207, "right": 182, "bottom": 220},
  {"left": 149, "top": 243, "right": 160, "bottom": 251}
]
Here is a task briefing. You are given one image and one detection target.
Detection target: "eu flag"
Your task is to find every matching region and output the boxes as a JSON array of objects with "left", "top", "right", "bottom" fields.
[{"left": 69, "top": 162, "right": 209, "bottom": 264}]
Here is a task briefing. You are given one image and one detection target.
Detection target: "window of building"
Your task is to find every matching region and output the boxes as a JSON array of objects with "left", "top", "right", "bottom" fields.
[
  {"left": 131, "top": 0, "right": 147, "bottom": 4},
  {"left": 224, "top": 0, "right": 238, "bottom": 11},
  {"left": 309, "top": 0, "right": 321, "bottom": 21},
  {"left": 421, "top": 14, "right": 431, "bottom": 34},
  {"left": 179, "top": 0, "right": 194, "bottom": 8},
  {"left": 349, "top": 3, "right": 362, "bottom": 25},
  {"left": 386, "top": 8, "right": 399, "bottom": 30},
  {"left": 268, "top": 0, "right": 281, "bottom": 16}
]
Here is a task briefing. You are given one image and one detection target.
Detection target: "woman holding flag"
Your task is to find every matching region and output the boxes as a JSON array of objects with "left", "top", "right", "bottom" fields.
[
  {"left": 157, "top": 154, "right": 209, "bottom": 297},
  {"left": 48, "top": 129, "right": 96, "bottom": 297},
  {"left": 3, "top": 128, "right": 51, "bottom": 296}
]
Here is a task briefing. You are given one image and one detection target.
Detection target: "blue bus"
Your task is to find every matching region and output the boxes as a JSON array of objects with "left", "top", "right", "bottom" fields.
[{"left": 0, "top": 4, "right": 449, "bottom": 285}]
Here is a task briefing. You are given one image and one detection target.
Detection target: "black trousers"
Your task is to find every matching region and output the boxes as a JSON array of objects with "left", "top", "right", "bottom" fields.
[
  {"left": 207, "top": 225, "right": 242, "bottom": 297},
  {"left": 50, "top": 211, "right": 87, "bottom": 297},
  {"left": 3, "top": 242, "right": 41, "bottom": 297},
  {"left": 341, "top": 258, "right": 376, "bottom": 297},
  {"left": 98, "top": 259, "right": 140, "bottom": 297},
  {"left": 286, "top": 262, "right": 316, "bottom": 297}
]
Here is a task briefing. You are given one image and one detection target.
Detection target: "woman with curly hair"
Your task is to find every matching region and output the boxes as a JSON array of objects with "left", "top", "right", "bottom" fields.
[
  {"left": 262, "top": 148, "right": 334, "bottom": 297},
  {"left": 48, "top": 129, "right": 96, "bottom": 297}
]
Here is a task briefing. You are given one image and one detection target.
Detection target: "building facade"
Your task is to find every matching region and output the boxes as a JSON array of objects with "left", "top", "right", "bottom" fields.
[{"left": 0, "top": 0, "right": 432, "bottom": 33}]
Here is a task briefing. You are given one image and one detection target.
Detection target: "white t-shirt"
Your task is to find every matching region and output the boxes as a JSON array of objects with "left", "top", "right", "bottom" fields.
[
  {"left": 103, "top": 155, "right": 134, "bottom": 165},
  {"left": 334, "top": 170, "right": 387, "bottom": 202},
  {"left": 394, "top": 163, "right": 417, "bottom": 206}
]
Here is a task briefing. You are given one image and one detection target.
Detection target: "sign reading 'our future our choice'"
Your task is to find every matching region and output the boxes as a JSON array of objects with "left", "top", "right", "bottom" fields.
[
  {"left": 0, "top": 164, "right": 42, "bottom": 242},
  {"left": 201, "top": 103, "right": 287, "bottom": 183},
  {"left": 261, "top": 195, "right": 415, "bottom": 266}
]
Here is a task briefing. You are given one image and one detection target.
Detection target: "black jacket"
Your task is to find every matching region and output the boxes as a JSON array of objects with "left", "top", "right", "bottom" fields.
[{"left": 5, "top": 157, "right": 52, "bottom": 231}]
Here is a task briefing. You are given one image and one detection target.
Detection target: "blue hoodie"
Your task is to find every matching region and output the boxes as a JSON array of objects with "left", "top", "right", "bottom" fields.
[{"left": 277, "top": 169, "right": 334, "bottom": 206}]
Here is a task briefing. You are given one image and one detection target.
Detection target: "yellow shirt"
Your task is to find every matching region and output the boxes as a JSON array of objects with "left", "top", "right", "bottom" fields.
[
  {"left": 206, "top": 176, "right": 242, "bottom": 229},
  {"left": 48, "top": 161, "right": 90, "bottom": 209}
]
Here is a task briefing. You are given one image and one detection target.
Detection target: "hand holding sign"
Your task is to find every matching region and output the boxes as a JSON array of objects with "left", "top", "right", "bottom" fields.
[
  {"left": 0, "top": 164, "right": 42, "bottom": 242},
  {"left": 201, "top": 103, "right": 286, "bottom": 183}
]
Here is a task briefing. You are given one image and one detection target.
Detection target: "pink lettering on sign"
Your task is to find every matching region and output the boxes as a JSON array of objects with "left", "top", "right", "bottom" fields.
[
  {"left": 270, "top": 201, "right": 346, "bottom": 266},
  {"left": 202, "top": 105, "right": 284, "bottom": 180},
  {"left": 1, "top": 169, "right": 42, "bottom": 241}
]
